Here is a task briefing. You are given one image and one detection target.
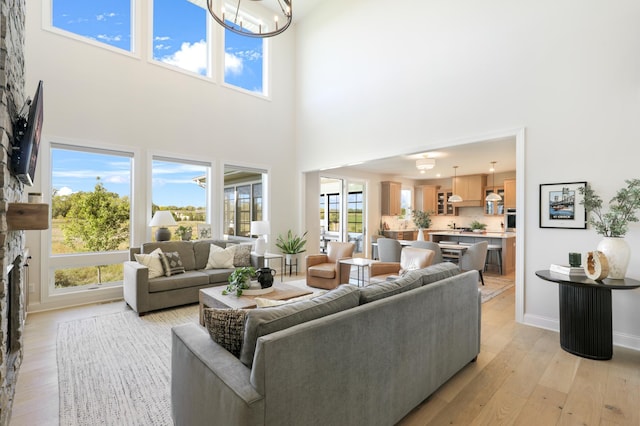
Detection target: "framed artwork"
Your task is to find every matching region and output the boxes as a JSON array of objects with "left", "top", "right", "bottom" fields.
[
  {"left": 539, "top": 181, "right": 587, "bottom": 229},
  {"left": 197, "top": 223, "right": 212, "bottom": 239}
]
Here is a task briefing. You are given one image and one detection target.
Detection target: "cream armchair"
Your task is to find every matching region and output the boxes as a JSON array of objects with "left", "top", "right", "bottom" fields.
[
  {"left": 370, "top": 247, "right": 435, "bottom": 283},
  {"left": 306, "top": 242, "right": 355, "bottom": 289}
]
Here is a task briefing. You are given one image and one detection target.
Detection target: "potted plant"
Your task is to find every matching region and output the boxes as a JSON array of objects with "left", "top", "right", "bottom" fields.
[
  {"left": 579, "top": 179, "right": 640, "bottom": 278},
  {"left": 469, "top": 220, "right": 487, "bottom": 233},
  {"left": 275, "top": 230, "right": 308, "bottom": 264},
  {"left": 411, "top": 209, "right": 432, "bottom": 241},
  {"left": 222, "top": 266, "right": 256, "bottom": 296},
  {"left": 175, "top": 225, "right": 192, "bottom": 241}
]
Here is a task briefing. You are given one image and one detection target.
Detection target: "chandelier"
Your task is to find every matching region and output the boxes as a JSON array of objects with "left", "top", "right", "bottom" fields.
[
  {"left": 206, "top": 0, "right": 292, "bottom": 38},
  {"left": 415, "top": 158, "right": 436, "bottom": 173}
]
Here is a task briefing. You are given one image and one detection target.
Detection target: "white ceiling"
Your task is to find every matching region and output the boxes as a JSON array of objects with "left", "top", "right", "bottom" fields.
[{"left": 342, "top": 137, "right": 517, "bottom": 180}]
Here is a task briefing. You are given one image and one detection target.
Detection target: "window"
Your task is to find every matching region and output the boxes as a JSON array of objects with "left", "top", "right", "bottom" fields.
[
  {"left": 327, "top": 193, "right": 341, "bottom": 232},
  {"left": 51, "top": 0, "right": 133, "bottom": 52},
  {"left": 50, "top": 144, "right": 133, "bottom": 290},
  {"left": 347, "top": 191, "right": 363, "bottom": 233},
  {"left": 224, "top": 23, "right": 265, "bottom": 94},
  {"left": 152, "top": 0, "right": 210, "bottom": 76},
  {"left": 151, "top": 157, "right": 209, "bottom": 239},
  {"left": 223, "top": 182, "right": 263, "bottom": 237}
]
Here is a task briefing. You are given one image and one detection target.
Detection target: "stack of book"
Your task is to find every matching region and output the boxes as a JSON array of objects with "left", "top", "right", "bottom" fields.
[{"left": 549, "top": 264, "right": 586, "bottom": 276}]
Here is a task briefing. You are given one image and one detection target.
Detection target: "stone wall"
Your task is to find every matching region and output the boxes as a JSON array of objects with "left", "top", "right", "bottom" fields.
[{"left": 0, "top": 0, "right": 27, "bottom": 424}]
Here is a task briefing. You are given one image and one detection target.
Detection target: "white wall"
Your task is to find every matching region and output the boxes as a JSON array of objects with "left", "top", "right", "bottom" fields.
[
  {"left": 295, "top": 0, "right": 640, "bottom": 348},
  {"left": 24, "top": 1, "right": 299, "bottom": 310}
]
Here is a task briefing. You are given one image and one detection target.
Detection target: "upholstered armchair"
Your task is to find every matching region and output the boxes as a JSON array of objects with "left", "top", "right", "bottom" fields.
[
  {"left": 370, "top": 247, "right": 435, "bottom": 283},
  {"left": 306, "top": 242, "right": 355, "bottom": 290}
]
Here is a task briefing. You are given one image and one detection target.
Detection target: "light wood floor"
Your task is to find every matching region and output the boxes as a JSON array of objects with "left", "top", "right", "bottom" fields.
[{"left": 9, "top": 276, "right": 640, "bottom": 425}]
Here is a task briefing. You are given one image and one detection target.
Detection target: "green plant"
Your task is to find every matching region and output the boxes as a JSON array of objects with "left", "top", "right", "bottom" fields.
[
  {"left": 275, "top": 230, "right": 308, "bottom": 254},
  {"left": 469, "top": 220, "right": 487, "bottom": 230},
  {"left": 579, "top": 179, "right": 640, "bottom": 237},
  {"left": 222, "top": 267, "right": 256, "bottom": 296},
  {"left": 174, "top": 225, "right": 192, "bottom": 239},
  {"left": 411, "top": 209, "right": 433, "bottom": 229}
]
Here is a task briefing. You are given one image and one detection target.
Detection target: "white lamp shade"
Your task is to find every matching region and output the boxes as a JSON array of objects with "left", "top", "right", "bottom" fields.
[
  {"left": 416, "top": 158, "right": 436, "bottom": 170},
  {"left": 448, "top": 194, "right": 463, "bottom": 203},
  {"left": 486, "top": 192, "right": 503, "bottom": 202},
  {"left": 149, "top": 211, "right": 177, "bottom": 227},
  {"left": 250, "top": 220, "right": 270, "bottom": 236}
]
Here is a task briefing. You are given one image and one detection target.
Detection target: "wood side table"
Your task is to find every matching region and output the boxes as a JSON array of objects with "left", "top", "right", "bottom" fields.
[
  {"left": 535, "top": 270, "right": 640, "bottom": 360},
  {"left": 199, "top": 283, "right": 313, "bottom": 325}
]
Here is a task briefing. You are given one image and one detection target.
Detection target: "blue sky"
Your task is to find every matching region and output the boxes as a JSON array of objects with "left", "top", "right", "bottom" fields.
[
  {"left": 52, "top": 0, "right": 263, "bottom": 92},
  {"left": 52, "top": 149, "right": 207, "bottom": 208}
]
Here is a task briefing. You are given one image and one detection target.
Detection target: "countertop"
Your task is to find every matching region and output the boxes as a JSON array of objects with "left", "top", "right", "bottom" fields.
[{"left": 429, "top": 231, "right": 516, "bottom": 239}]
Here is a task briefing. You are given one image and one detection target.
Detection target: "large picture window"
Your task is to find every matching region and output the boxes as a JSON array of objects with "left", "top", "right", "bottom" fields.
[
  {"left": 51, "top": 0, "right": 133, "bottom": 53},
  {"left": 50, "top": 144, "right": 133, "bottom": 290},
  {"left": 152, "top": 0, "right": 210, "bottom": 76},
  {"left": 224, "top": 22, "right": 265, "bottom": 94}
]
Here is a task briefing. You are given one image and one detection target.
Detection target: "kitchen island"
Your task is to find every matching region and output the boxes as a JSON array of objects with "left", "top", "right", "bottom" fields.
[{"left": 429, "top": 231, "right": 516, "bottom": 275}]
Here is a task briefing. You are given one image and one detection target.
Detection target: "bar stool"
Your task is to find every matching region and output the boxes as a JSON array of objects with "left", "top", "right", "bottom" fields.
[{"left": 485, "top": 244, "right": 502, "bottom": 274}]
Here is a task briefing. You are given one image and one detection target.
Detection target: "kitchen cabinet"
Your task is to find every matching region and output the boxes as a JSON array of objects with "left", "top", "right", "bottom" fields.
[
  {"left": 503, "top": 179, "right": 516, "bottom": 209},
  {"left": 381, "top": 181, "right": 402, "bottom": 216},
  {"left": 436, "top": 189, "right": 455, "bottom": 215},
  {"left": 415, "top": 185, "right": 438, "bottom": 213},
  {"left": 383, "top": 230, "right": 416, "bottom": 241},
  {"left": 484, "top": 187, "right": 505, "bottom": 215},
  {"left": 452, "top": 174, "right": 487, "bottom": 207}
]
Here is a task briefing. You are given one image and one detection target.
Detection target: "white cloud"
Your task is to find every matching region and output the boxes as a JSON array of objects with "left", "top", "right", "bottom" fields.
[
  {"left": 97, "top": 34, "right": 123, "bottom": 42},
  {"left": 160, "top": 40, "right": 207, "bottom": 75},
  {"left": 155, "top": 44, "right": 171, "bottom": 51},
  {"left": 57, "top": 187, "right": 74, "bottom": 196},
  {"left": 96, "top": 12, "right": 117, "bottom": 21},
  {"left": 225, "top": 52, "right": 243, "bottom": 75},
  {"left": 155, "top": 36, "right": 170, "bottom": 41}
]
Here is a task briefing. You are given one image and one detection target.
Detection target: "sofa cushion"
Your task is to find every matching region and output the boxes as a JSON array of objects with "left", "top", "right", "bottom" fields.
[
  {"left": 134, "top": 248, "right": 165, "bottom": 279},
  {"left": 419, "top": 262, "right": 460, "bottom": 286},
  {"left": 206, "top": 244, "right": 236, "bottom": 269},
  {"left": 239, "top": 284, "right": 360, "bottom": 367},
  {"left": 203, "top": 308, "right": 247, "bottom": 358},
  {"left": 147, "top": 271, "right": 209, "bottom": 293},
  {"left": 232, "top": 244, "right": 252, "bottom": 267},
  {"left": 308, "top": 263, "right": 336, "bottom": 279},
  {"left": 141, "top": 241, "right": 196, "bottom": 271},
  {"left": 193, "top": 240, "right": 228, "bottom": 269},
  {"left": 201, "top": 268, "right": 234, "bottom": 284},
  {"left": 357, "top": 269, "right": 423, "bottom": 304},
  {"left": 159, "top": 251, "right": 186, "bottom": 277}
]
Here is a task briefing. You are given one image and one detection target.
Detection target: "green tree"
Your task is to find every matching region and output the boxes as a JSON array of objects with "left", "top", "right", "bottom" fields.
[{"left": 62, "top": 178, "right": 130, "bottom": 283}]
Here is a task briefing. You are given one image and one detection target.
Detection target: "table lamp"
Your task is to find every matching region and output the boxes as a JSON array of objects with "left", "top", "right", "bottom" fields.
[
  {"left": 251, "top": 220, "right": 270, "bottom": 255},
  {"left": 149, "top": 211, "right": 177, "bottom": 241}
]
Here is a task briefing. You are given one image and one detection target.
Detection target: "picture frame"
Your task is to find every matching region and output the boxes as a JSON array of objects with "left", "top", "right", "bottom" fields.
[
  {"left": 539, "top": 181, "right": 587, "bottom": 229},
  {"left": 197, "top": 223, "right": 212, "bottom": 239}
]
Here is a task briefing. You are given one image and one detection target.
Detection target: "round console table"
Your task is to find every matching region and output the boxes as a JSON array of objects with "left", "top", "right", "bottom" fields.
[{"left": 535, "top": 270, "right": 640, "bottom": 360}]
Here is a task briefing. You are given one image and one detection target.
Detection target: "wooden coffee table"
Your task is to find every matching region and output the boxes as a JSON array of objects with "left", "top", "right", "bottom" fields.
[{"left": 199, "top": 283, "right": 313, "bottom": 325}]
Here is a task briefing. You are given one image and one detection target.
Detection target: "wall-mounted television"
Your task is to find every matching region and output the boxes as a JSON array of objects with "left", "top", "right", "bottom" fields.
[{"left": 11, "top": 80, "right": 43, "bottom": 186}]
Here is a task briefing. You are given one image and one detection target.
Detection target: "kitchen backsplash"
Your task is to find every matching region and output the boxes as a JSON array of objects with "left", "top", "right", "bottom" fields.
[{"left": 382, "top": 207, "right": 506, "bottom": 232}]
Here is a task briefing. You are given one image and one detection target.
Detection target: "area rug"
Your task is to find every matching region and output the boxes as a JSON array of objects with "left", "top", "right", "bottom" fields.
[{"left": 57, "top": 306, "right": 198, "bottom": 426}]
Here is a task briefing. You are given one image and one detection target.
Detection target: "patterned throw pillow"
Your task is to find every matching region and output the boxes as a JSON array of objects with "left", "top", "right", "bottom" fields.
[
  {"left": 159, "top": 251, "right": 185, "bottom": 277},
  {"left": 134, "top": 248, "right": 165, "bottom": 279},
  {"left": 203, "top": 308, "right": 247, "bottom": 357},
  {"left": 233, "top": 244, "right": 252, "bottom": 267},
  {"left": 206, "top": 244, "right": 235, "bottom": 269}
]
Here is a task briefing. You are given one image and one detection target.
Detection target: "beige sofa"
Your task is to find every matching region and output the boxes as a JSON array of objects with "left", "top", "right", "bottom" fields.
[{"left": 123, "top": 239, "right": 263, "bottom": 315}]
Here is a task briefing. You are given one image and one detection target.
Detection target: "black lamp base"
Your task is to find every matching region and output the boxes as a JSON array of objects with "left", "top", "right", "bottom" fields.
[{"left": 156, "top": 227, "right": 171, "bottom": 242}]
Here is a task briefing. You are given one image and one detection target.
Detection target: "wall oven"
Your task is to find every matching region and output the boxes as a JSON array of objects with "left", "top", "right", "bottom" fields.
[{"left": 505, "top": 208, "right": 516, "bottom": 231}]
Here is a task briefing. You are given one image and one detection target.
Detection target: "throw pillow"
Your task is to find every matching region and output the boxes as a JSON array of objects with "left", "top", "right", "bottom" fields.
[
  {"left": 203, "top": 308, "right": 247, "bottom": 358},
  {"left": 134, "top": 248, "right": 165, "bottom": 279},
  {"left": 206, "top": 244, "right": 236, "bottom": 269},
  {"left": 232, "top": 244, "right": 252, "bottom": 267},
  {"left": 159, "top": 251, "right": 185, "bottom": 277}
]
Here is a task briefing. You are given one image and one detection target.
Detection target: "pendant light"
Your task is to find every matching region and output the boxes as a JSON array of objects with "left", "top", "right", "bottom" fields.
[
  {"left": 448, "top": 166, "right": 463, "bottom": 203},
  {"left": 485, "top": 161, "right": 503, "bottom": 202}
]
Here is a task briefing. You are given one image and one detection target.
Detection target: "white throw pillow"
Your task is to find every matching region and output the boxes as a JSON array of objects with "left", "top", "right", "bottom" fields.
[
  {"left": 206, "top": 244, "right": 236, "bottom": 269},
  {"left": 134, "top": 248, "right": 165, "bottom": 279}
]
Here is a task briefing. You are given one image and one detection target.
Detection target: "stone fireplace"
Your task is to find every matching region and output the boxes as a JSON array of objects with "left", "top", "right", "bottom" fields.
[{"left": 0, "top": 0, "right": 28, "bottom": 423}]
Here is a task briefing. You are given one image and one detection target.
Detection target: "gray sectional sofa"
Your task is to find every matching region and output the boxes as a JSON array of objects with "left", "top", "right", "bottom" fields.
[
  {"left": 171, "top": 262, "right": 481, "bottom": 426},
  {"left": 123, "top": 239, "right": 263, "bottom": 315}
]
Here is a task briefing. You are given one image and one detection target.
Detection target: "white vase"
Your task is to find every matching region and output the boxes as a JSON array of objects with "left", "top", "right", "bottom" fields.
[
  {"left": 596, "top": 237, "right": 630, "bottom": 279},
  {"left": 416, "top": 229, "right": 425, "bottom": 241}
]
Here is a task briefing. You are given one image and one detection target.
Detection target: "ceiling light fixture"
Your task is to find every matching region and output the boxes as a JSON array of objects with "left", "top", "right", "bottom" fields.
[
  {"left": 486, "top": 161, "right": 503, "bottom": 202},
  {"left": 206, "top": 0, "right": 292, "bottom": 38},
  {"left": 448, "top": 166, "right": 463, "bottom": 203},
  {"left": 416, "top": 158, "right": 436, "bottom": 174}
]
